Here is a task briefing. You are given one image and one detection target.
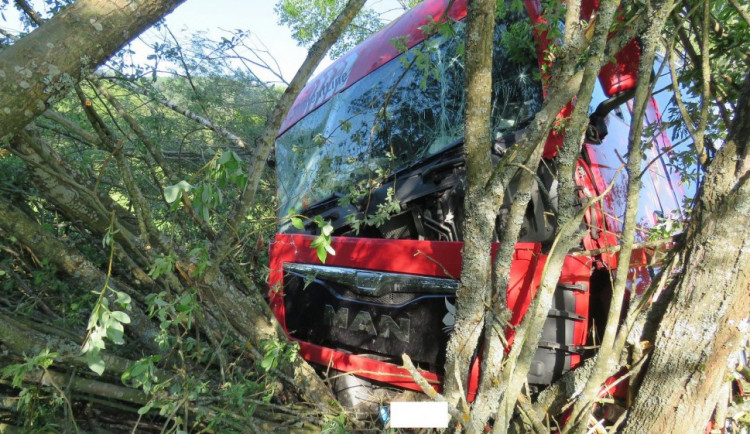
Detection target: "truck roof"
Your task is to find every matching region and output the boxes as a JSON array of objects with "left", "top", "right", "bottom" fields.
[{"left": 277, "top": 0, "right": 468, "bottom": 136}]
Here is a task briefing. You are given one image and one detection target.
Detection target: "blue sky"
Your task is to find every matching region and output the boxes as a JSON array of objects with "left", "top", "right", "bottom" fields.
[
  {"left": 156, "top": 1, "right": 314, "bottom": 83},
  {"left": 158, "top": 0, "right": 408, "bottom": 82},
  {"left": 0, "top": 0, "right": 408, "bottom": 83},
  {"left": 148, "top": 0, "right": 407, "bottom": 83}
]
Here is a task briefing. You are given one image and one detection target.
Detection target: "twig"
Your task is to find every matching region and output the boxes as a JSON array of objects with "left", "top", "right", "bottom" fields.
[
  {"left": 570, "top": 235, "right": 679, "bottom": 257},
  {"left": 517, "top": 393, "right": 548, "bottom": 434},
  {"left": 14, "top": 0, "right": 44, "bottom": 25},
  {"left": 401, "top": 354, "right": 465, "bottom": 423},
  {"left": 414, "top": 250, "right": 456, "bottom": 279},
  {"left": 111, "top": 79, "right": 249, "bottom": 148},
  {"left": 41, "top": 368, "right": 80, "bottom": 434}
]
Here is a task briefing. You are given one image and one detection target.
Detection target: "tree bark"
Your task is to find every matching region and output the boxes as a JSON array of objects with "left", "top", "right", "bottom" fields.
[
  {"left": 623, "top": 74, "right": 750, "bottom": 434},
  {"left": 562, "top": 3, "right": 675, "bottom": 432},
  {"left": 0, "top": 196, "right": 159, "bottom": 350},
  {"left": 442, "top": 0, "right": 497, "bottom": 420},
  {"left": 0, "top": 0, "right": 185, "bottom": 141}
]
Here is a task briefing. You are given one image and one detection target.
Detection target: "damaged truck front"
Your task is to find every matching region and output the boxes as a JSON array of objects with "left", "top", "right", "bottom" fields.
[{"left": 268, "top": 0, "right": 689, "bottom": 413}]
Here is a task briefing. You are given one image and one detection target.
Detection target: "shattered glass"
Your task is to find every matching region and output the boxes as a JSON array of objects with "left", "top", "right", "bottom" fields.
[{"left": 276, "top": 11, "right": 543, "bottom": 218}]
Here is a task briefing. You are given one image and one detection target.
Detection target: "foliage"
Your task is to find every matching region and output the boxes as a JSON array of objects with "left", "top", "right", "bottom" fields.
[
  {"left": 0, "top": 0, "right": 748, "bottom": 432},
  {"left": 665, "top": 0, "right": 749, "bottom": 147},
  {"left": 258, "top": 338, "right": 299, "bottom": 372},
  {"left": 344, "top": 186, "right": 402, "bottom": 234},
  {"left": 0, "top": 349, "right": 57, "bottom": 390},
  {"left": 289, "top": 211, "right": 336, "bottom": 263},
  {"left": 309, "top": 216, "right": 336, "bottom": 263},
  {"left": 121, "top": 355, "right": 162, "bottom": 394},
  {"left": 275, "top": 0, "right": 420, "bottom": 59},
  {"left": 0, "top": 1, "right": 293, "bottom": 430},
  {"left": 321, "top": 412, "right": 349, "bottom": 433},
  {"left": 0, "top": 349, "right": 73, "bottom": 431},
  {"left": 80, "top": 216, "right": 132, "bottom": 375}
]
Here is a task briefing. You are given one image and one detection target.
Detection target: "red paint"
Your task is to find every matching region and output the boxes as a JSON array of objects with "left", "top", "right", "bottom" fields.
[
  {"left": 269, "top": 234, "right": 592, "bottom": 395},
  {"left": 574, "top": 157, "right": 620, "bottom": 268},
  {"left": 600, "top": 39, "right": 641, "bottom": 97},
  {"left": 299, "top": 341, "right": 440, "bottom": 391}
]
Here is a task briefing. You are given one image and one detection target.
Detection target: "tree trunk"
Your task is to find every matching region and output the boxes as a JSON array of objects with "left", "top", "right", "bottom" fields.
[
  {"left": 624, "top": 75, "right": 750, "bottom": 433},
  {"left": 0, "top": 0, "right": 185, "bottom": 141},
  {"left": 441, "top": 0, "right": 497, "bottom": 416}
]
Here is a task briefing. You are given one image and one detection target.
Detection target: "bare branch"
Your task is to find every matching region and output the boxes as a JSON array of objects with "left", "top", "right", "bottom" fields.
[
  {"left": 13, "top": 0, "right": 44, "bottom": 26},
  {"left": 0, "top": 0, "right": 186, "bottom": 141},
  {"left": 113, "top": 79, "right": 249, "bottom": 149},
  {"left": 209, "top": 0, "right": 367, "bottom": 269},
  {"left": 401, "top": 354, "right": 465, "bottom": 424},
  {"left": 564, "top": 1, "right": 678, "bottom": 431}
]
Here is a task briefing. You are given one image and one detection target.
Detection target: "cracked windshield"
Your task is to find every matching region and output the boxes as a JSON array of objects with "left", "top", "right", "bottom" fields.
[{"left": 275, "top": 10, "right": 543, "bottom": 218}]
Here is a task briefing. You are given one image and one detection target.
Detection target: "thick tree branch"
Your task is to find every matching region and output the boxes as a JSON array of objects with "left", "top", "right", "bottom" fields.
[
  {"left": 0, "top": 197, "right": 158, "bottom": 351},
  {"left": 401, "top": 354, "right": 465, "bottom": 424},
  {"left": 0, "top": 0, "right": 186, "bottom": 141},
  {"left": 491, "top": 1, "right": 621, "bottom": 430},
  {"left": 441, "top": 0, "right": 498, "bottom": 420}
]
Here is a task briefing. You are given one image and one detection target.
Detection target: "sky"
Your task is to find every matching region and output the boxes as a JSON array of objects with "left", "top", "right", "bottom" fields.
[
  {"left": 0, "top": 0, "right": 408, "bottom": 83},
  {"left": 136, "top": 0, "right": 408, "bottom": 83},
  {"left": 150, "top": 1, "right": 316, "bottom": 83}
]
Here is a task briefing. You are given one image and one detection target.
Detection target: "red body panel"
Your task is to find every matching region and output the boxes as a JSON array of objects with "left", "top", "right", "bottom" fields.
[
  {"left": 269, "top": 234, "right": 592, "bottom": 395},
  {"left": 600, "top": 40, "right": 642, "bottom": 97}
]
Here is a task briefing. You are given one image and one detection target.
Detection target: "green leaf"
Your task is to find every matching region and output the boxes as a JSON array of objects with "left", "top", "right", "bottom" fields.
[
  {"left": 322, "top": 223, "right": 333, "bottom": 236},
  {"left": 217, "top": 150, "right": 232, "bottom": 165},
  {"left": 164, "top": 186, "right": 181, "bottom": 203},
  {"left": 324, "top": 243, "right": 336, "bottom": 256},
  {"left": 128, "top": 362, "right": 149, "bottom": 379},
  {"left": 115, "top": 291, "right": 132, "bottom": 307},
  {"left": 110, "top": 310, "right": 131, "bottom": 324},
  {"left": 176, "top": 294, "right": 194, "bottom": 312},
  {"left": 108, "top": 318, "right": 124, "bottom": 332},
  {"left": 107, "top": 327, "right": 125, "bottom": 345},
  {"left": 260, "top": 356, "right": 273, "bottom": 371},
  {"left": 291, "top": 217, "right": 304, "bottom": 229},
  {"left": 137, "top": 403, "right": 154, "bottom": 415},
  {"left": 1, "top": 364, "right": 26, "bottom": 388},
  {"left": 164, "top": 180, "right": 192, "bottom": 204},
  {"left": 86, "top": 352, "right": 106, "bottom": 376},
  {"left": 202, "top": 184, "right": 212, "bottom": 203},
  {"left": 316, "top": 244, "right": 327, "bottom": 264}
]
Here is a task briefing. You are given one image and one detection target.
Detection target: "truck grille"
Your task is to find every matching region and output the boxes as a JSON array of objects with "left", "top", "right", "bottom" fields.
[{"left": 283, "top": 263, "right": 458, "bottom": 372}]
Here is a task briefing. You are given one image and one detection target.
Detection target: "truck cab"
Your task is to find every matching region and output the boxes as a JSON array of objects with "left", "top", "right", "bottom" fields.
[{"left": 268, "top": 0, "right": 689, "bottom": 410}]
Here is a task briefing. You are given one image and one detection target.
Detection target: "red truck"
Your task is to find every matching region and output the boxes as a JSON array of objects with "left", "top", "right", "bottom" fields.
[{"left": 268, "top": 0, "right": 688, "bottom": 412}]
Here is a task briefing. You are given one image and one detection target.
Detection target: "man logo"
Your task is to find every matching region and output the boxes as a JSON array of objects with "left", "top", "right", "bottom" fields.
[{"left": 323, "top": 305, "right": 410, "bottom": 343}]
